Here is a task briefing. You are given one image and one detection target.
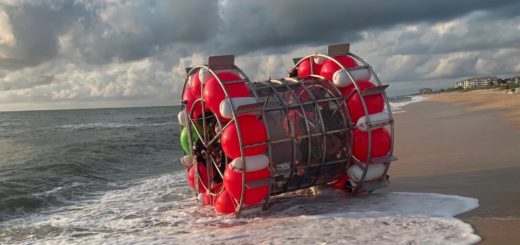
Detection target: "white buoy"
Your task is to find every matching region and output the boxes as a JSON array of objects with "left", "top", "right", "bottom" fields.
[
  {"left": 178, "top": 110, "right": 188, "bottom": 126},
  {"left": 313, "top": 56, "right": 325, "bottom": 65},
  {"left": 198, "top": 67, "right": 210, "bottom": 84},
  {"left": 348, "top": 163, "right": 386, "bottom": 182},
  {"left": 219, "top": 97, "right": 258, "bottom": 119},
  {"left": 230, "top": 154, "right": 269, "bottom": 172},
  {"left": 356, "top": 112, "right": 390, "bottom": 131},
  {"left": 332, "top": 67, "right": 371, "bottom": 87},
  {"left": 181, "top": 155, "right": 194, "bottom": 168}
]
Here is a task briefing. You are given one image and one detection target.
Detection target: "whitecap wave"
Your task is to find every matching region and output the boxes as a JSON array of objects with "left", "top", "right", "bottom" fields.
[
  {"left": 0, "top": 172, "right": 480, "bottom": 245},
  {"left": 389, "top": 95, "right": 428, "bottom": 114}
]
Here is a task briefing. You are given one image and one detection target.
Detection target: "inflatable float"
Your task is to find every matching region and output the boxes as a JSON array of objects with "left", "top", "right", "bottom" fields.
[{"left": 178, "top": 43, "right": 396, "bottom": 215}]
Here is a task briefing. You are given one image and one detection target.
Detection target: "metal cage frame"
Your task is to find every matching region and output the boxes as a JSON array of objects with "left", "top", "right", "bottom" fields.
[
  {"left": 289, "top": 43, "right": 396, "bottom": 193},
  {"left": 180, "top": 43, "right": 396, "bottom": 216}
]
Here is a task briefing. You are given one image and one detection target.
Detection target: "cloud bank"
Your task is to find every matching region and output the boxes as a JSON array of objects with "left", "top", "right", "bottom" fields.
[{"left": 0, "top": 0, "right": 519, "bottom": 110}]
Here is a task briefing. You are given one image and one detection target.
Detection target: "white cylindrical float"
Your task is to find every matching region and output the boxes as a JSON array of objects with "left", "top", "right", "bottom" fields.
[
  {"left": 356, "top": 111, "right": 390, "bottom": 131},
  {"left": 347, "top": 163, "right": 386, "bottom": 182},
  {"left": 332, "top": 67, "right": 371, "bottom": 88},
  {"left": 178, "top": 110, "right": 188, "bottom": 126},
  {"left": 219, "top": 97, "right": 259, "bottom": 119},
  {"left": 229, "top": 154, "right": 269, "bottom": 172}
]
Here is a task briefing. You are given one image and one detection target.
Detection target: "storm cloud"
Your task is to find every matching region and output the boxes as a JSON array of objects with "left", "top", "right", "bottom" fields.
[
  {"left": 0, "top": 0, "right": 519, "bottom": 110},
  {"left": 216, "top": 0, "right": 519, "bottom": 53}
]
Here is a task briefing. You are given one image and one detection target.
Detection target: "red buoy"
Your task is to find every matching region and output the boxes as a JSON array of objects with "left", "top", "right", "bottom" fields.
[
  {"left": 214, "top": 190, "right": 236, "bottom": 214},
  {"left": 182, "top": 87, "right": 204, "bottom": 120},
  {"left": 223, "top": 165, "right": 270, "bottom": 205},
  {"left": 190, "top": 70, "right": 204, "bottom": 98},
  {"left": 330, "top": 174, "right": 350, "bottom": 189},
  {"left": 221, "top": 115, "right": 267, "bottom": 159},
  {"left": 198, "top": 192, "right": 211, "bottom": 206},
  {"left": 341, "top": 80, "right": 385, "bottom": 123},
  {"left": 320, "top": 55, "right": 358, "bottom": 80},
  {"left": 203, "top": 72, "right": 250, "bottom": 121},
  {"left": 297, "top": 57, "right": 323, "bottom": 78},
  {"left": 187, "top": 163, "right": 209, "bottom": 193},
  {"left": 353, "top": 128, "right": 391, "bottom": 162}
]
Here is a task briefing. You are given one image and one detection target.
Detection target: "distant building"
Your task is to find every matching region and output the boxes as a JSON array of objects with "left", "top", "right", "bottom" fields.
[
  {"left": 506, "top": 76, "right": 520, "bottom": 84},
  {"left": 419, "top": 88, "right": 433, "bottom": 94},
  {"left": 454, "top": 76, "right": 498, "bottom": 89}
]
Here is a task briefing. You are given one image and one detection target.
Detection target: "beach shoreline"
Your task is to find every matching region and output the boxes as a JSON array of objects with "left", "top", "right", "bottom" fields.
[
  {"left": 428, "top": 89, "right": 520, "bottom": 128},
  {"left": 388, "top": 95, "right": 520, "bottom": 244}
]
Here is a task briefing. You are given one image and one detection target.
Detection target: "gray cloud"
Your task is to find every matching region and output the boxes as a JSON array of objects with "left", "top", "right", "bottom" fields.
[
  {"left": 0, "top": 0, "right": 219, "bottom": 68},
  {"left": 0, "top": 0, "right": 519, "bottom": 110},
  {"left": 217, "top": 0, "right": 519, "bottom": 54},
  {"left": 0, "top": 73, "right": 53, "bottom": 91},
  {"left": 0, "top": 0, "right": 89, "bottom": 69},
  {"left": 73, "top": 0, "right": 220, "bottom": 64},
  {"left": 388, "top": 14, "right": 520, "bottom": 55}
]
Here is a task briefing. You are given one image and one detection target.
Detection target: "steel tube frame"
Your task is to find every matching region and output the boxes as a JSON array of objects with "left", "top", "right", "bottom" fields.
[
  {"left": 290, "top": 51, "right": 395, "bottom": 193},
  {"left": 179, "top": 47, "right": 394, "bottom": 215}
]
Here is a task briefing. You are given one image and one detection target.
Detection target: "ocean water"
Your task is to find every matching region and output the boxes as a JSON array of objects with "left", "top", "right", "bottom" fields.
[
  {"left": 0, "top": 106, "right": 182, "bottom": 220},
  {"left": 0, "top": 99, "right": 480, "bottom": 244}
]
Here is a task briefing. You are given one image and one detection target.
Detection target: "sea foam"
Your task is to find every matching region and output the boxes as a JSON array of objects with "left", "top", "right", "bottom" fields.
[
  {"left": 389, "top": 95, "right": 428, "bottom": 114},
  {"left": 0, "top": 172, "right": 480, "bottom": 245}
]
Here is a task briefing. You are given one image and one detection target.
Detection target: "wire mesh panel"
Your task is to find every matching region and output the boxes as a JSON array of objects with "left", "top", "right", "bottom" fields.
[{"left": 251, "top": 78, "right": 352, "bottom": 194}]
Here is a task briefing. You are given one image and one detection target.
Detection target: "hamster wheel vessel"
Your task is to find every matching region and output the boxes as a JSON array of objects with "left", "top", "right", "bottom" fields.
[{"left": 178, "top": 43, "right": 396, "bottom": 215}]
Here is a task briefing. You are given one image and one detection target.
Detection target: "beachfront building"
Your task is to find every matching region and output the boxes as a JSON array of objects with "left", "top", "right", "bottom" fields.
[
  {"left": 455, "top": 76, "right": 498, "bottom": 89},
  {"left": 419, "top": 88, "right": 433, "bottom": 94},
  {"left": 506, "top": 76, "right": 520, "bottom": 84}
]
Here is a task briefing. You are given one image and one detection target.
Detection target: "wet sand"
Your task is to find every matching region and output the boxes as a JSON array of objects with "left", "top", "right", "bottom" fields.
[{"left": 386, "top": 101, "right": 520, "bottom": 244}]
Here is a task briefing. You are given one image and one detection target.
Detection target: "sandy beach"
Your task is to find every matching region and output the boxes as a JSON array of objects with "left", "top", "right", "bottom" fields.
[
  {"left": 387, "top": 92, "right": 520, "bottom": 244},
  {"left": 429, "top": 89, "right": 520, "bottom": 128}
]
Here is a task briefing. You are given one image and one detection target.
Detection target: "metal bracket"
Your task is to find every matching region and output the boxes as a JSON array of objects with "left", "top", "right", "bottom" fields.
[
  {"left": 292, "top": 57, "right": 303, "bottom": 65},
  {"left": 361, "top": 85, "right": 389, "bottom": 96},
  {"left": 356, "top": 176, "right": 389, "bottom": 193},
  {"left": 235, "top": 102, "right": 265, "bottom": 115},
  {"left": 328, "top": 43, "right": 350, "bottom": 56},
  {"left": 236, "top": 203, "right": 265, "bottom": 216},
  {"left": 208, "top": 55, "right": 235, "bottom": 69},
  {"left": 369, "top": 155, "right": 398, "bottom": 165},
  {"left": 245, "top": 178, "right": 273, "bottom": 189}
]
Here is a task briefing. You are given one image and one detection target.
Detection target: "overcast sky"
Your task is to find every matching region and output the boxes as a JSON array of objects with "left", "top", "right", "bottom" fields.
[{"left": 0, "top": 0, "right": 519, "bottom": 111}]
